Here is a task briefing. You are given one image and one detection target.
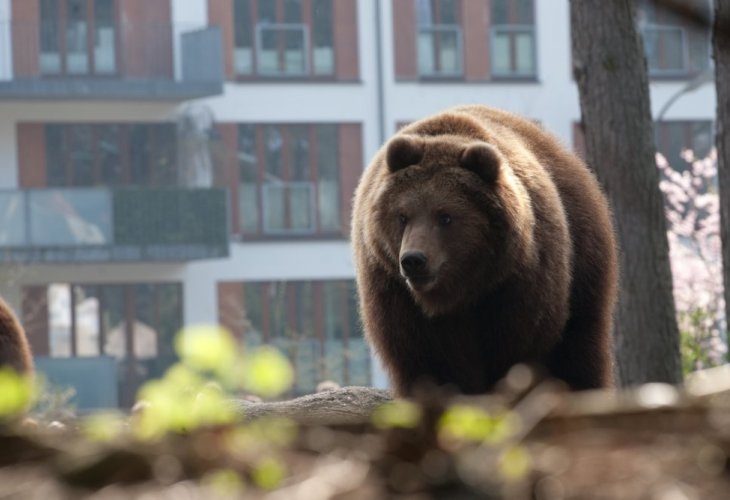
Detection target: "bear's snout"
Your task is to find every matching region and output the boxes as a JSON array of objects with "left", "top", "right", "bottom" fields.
[{"left": 400, "top": 251, "right": 428, "bottom": 277}]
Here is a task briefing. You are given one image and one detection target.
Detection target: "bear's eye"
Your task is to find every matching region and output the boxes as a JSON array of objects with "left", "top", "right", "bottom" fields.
[
  {"left": 399, "top": 214, "right": 408, "bottom": 225},
  {"left": 438, "top": 213, "right": 452, "bottom": 226}
]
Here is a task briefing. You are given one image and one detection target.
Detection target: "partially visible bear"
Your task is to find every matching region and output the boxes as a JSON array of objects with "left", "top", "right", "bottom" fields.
[
  {"left": 0, "top": 296, "right": 33, "bottom": 375},
  {"left": 351, "top": 105, "right": 618, "bottom": 396}
]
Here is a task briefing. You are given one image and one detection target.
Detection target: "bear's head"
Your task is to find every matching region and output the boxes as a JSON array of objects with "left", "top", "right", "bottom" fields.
[{"left": 374, "top": 134, "right": 536, "bottom": 317}]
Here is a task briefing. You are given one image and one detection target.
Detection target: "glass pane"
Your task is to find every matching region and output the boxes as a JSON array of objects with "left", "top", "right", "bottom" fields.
[
  {"left": 234, "top": 0, "right": 253, "bottom": 74},
  {"left": 416, "top": 0, "right": 434, "bottom": 25},
  {"left": 242, "top": 282, "right": 264, "bottom": 345},
  {"left": 46, "top": 125, "right": 67, "bottom": 186},
  {"left": 238, "top": 124, "right": 259, "bottom": 232},
  {"left": 94, "top": 0, "right": 116, "bottom": 74},
  {"left": 98, "top": 125, "right": 123, "bottom": 185},
  {"left": 40, "top": 0, "right": 61, "bottom": 74},
  {"left": 323, "top": 281, "right": 344, "bottom": 382},
  {"left": 101, "top": 285, "right": 126, "bottom": 359},
  {"left": 0, "top": 192, "right": 26, "bottom": 245},
  {"left": 284, "top": 0, "right": 302, "bottom": 22},
  {"left": 438, "top": 0, "right": 458, "bottom": 24},
  {"left": 29, "top": 189, "right": 112, "bottom": 246},
  {"left": 70, "top": 125, "right": 94, "bottom": 186},
  {"left": 437, "top": 30, "right": 460, "bottom": 74},
  {"left": 66, "top": 0, "right": 89, "bottom": 74},
  {"left": 491, "top": 0, "right": 509, "bottom": 25},
  {"left": 289, "top": 184, "right": 313, "bottom": 231},
  {"left": 265, "top": 125, "right": 283, "bottom": 181},
  {"left": 74, "top": 285, "right": 100, "bottom": 356},
  {"left": 316, "top": 125, "right": 340, "bottom": 231},
  {"left": 515, "top": 32, "right": 535, "bottom": 74},
  {"left": 49, "top": 284, "right": 72, "bottom": 357},
  {"left": 644, "top": 27, "right": 686, "bottom": 73},
  {"left": 417, "top": 31, "right": 436, "bottom": 74},
  {"left": 289, "top": 126, "right": 310, "bottom": 182},
  {"left": 284, "top": 28, "right": 306, "bottom": 75},
  {"left": 312, "top": 0, "right": 333, "bottom": 74},
  {"left": 156, "top": 283, "right": 182, "bottom": 364},
  {"left": 492, "top": 33, "right": 511, "bottom": 74},
  {"left": 132, "top": 284, "right": 158, "bottom": 360},
  {"left": 130, "top": 125, "right": 151, "bottom": 185},
  {"left": 152, "top": 125, "right": 177, "bottom": 185},
  {"left": 263, "top": 185, "right": 286, "bottom": 232}
]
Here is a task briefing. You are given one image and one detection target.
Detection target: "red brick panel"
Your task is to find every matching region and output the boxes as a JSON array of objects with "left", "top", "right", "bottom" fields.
[
  {"left": 463, "top": 0, "right": 490, "bottom": 80},
  {"left": 22, "top": 286, "right": 49, "bottom": 357},
  {"left": 16, "top": 123, "right": 47, "bottom": 188},
  {"left": 338, "top": 124, "right": 363, "bottom": 236},
  {"left": 208, "top": 0, "right": 235, "bottom": 79},
  {"left": 120, "top": 0, "right": 173, "bottom": 78},
  {"left": 11, "top": 0, "right": 40, "bottom": 77},
  {"left": 333, "top": 0, "right": 359, "bottom": 80},
  {"left": 392, "top": 0, "right": 417, "bottom": 80},
  {"left": 573, "top": 121, "right": 586, "bottom": 159},
  {"left": 217, "top": 282, "right": 245, "bottom": 342}
]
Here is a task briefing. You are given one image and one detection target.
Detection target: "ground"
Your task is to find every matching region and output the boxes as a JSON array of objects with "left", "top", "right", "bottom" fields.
[{"left": 2, "top": 368, "right": 730, "bottom": 499}]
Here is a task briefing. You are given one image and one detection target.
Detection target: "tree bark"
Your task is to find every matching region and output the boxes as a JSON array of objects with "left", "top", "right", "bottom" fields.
[
  {"left": 570, "top": 0, "right": 682, "bottom": 385},
  {"left": 232, "top": 386, "right": 393, "bottom": 425},
  {"left": 714, "top": 1, "right": 730, "bottom": 357}
]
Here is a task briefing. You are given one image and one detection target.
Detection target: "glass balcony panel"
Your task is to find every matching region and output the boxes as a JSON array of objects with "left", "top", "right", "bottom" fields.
[
  {"left": 29, "top": 189, "right": 112, "bottom": 246},
  {"left": 0, "top": 192, "right": 27, "bottom": 246},
  {"left": 234, "top": 47, "right": 254, "bottom": 75}
]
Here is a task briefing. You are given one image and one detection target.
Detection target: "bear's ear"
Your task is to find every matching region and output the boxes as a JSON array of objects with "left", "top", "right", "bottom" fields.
[
  {"left": 459, "top": 143, "right": 502, "bottom": 183},
  {"left": 386, "top": 135, "right": 424, "bottom": 173}
]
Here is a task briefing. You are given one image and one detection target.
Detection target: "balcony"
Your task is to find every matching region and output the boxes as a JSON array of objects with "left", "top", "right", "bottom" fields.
[
  {"left": 0, "top": 21, "right": 224, "bottom": 100},
  {"left": 0, "top": 187, "right": 229, "bottom": 263}
]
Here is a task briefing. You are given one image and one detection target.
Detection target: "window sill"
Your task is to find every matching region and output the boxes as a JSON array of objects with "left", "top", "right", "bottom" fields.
[
  {"left": 232, "top": 76, "right": 362, "bottom": 85},
  {"left": 395, "top": 76, "right": 541, "bottom": 85},
  {"left": 231, "top": 233, "right": 348, "bottom": 243}
]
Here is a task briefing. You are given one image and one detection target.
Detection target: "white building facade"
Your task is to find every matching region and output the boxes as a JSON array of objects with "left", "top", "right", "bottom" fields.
[{"left": 0, "top": 0, "right": 715, "bottom": 407}]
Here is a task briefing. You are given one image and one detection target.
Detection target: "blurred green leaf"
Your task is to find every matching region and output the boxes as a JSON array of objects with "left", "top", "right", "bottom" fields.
[
  {"left": 0, "top": 368, "right": 34, "bottom": 417},
  {"left": 240, "top": 346, "right": 294, "bottom": 398},
  {"left": 499, "top": 445, "right": 531, "bottom": 481},
  {"left": 175, "top": 325, "right": 238, "bottom": 376},
  {"left": 251, "top": 456, "right": 286, "bottom": 490},
  {"left": 372, "top": 400, "right": 422, "bottom": 429}
]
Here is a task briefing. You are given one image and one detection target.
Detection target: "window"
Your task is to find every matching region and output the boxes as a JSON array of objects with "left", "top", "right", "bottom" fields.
[
  {"left": 238, "top": 124, "right": 341, "bottom": 236},
  {"left": 35, "top": 282, "right": 182, "bottom": 406},
  {"left": 416, "top": 0, "right": 463, "bottom": 77},
  {"left": 637, "top": 0, "right": 710, "bottom": 77},
  {"left": 233, "top": 0, "right": 335, "bottom": 77},
  {"left": 45, "top": 123, "right": 178, "bottom": 187},
  {"left": 219, "top": 280, "right": 369, "bottom": 394},
  {"left": 40, "top": 0, "right": 118, "bottom": 76},
  {"left": 655, "top": 121, "right": 713, "bottom": 171},
  {"left": 491, "top": 0, "right": 536, "bottom": 78}
]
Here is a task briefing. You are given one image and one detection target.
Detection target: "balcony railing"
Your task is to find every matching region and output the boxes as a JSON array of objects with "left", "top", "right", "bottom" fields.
[
  {"left": 417, "top": 25, "right": 463, "bottom": 77},
  {"left": 0, "top": 187, "right": 229, "bottom": 263},
  {"left": 0, "top": 21, "right": 223, "bottom": 99}
]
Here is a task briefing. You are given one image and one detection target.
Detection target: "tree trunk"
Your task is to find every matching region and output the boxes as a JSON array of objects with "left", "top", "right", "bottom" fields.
[
  {"left": 714, "top": 1, "right": 730, "bottom": 357},
  {"left": 570, "top": 0, "right": 682, "bottom": 386}
]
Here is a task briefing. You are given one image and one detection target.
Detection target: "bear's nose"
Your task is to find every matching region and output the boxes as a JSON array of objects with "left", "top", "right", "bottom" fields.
[{"left": 400, "top": 251, "right": 428, "bottom": 276}]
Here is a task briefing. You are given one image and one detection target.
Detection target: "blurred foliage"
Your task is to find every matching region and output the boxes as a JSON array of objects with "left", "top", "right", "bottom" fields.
[{"left": 0, "top": 367, "right": 35, "bottom": 418}]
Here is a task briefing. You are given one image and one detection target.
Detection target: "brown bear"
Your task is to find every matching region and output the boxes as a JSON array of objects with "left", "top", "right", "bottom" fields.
[
  {"left": 0, "top": 296, "right": 33, "bottom": 375},
  {"left": 351, "top": 105, "right": 618, "bottom": 396}
]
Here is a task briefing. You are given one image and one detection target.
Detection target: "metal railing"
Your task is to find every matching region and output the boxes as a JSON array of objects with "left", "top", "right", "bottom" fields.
[{"left": 0, "top": 187, "right": 228, "bottom": 260}]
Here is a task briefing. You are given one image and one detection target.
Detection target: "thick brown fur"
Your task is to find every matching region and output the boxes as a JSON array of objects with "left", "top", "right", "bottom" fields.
[
  {"left": 351, "top": 105, "right": 618, "bottom": 396},
  {"left": 0, "top": 296, "right": 33, "bottom": 374}
]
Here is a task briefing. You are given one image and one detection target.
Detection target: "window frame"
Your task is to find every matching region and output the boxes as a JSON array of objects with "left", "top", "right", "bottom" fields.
[
  {"left": 489, "top": 0, "right": 538, "bottom": 80},
  {"left": 232, "top": 0, "right": 337, "bottom": 80},
  {"left": 236, "top": 123, "right": 343, "bottom": 239},
  {"left": 415, "top": 0, "right": 464, "bottom": 79},
  {"left": 39, "top": 0, "right": 120, "bottom": 78}
]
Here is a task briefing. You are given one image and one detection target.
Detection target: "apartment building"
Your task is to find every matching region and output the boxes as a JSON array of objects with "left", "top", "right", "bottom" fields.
[{"left": 0, "top": 0, "right": 716, "bottom": 408}]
